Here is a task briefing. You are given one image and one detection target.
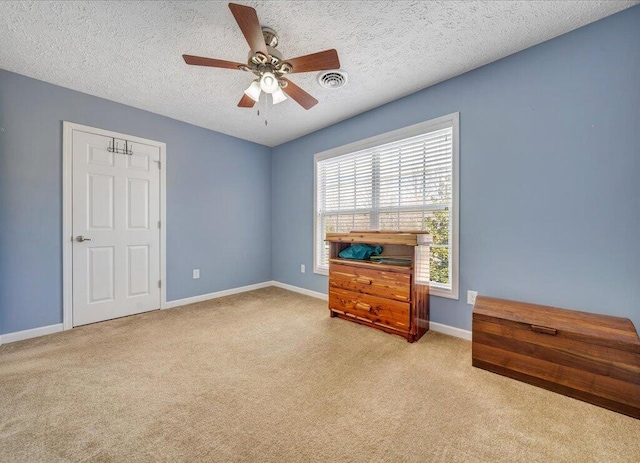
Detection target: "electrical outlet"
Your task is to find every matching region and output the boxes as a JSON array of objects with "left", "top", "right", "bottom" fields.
[
  {"left": 193, "top": 269, "right": 200, "bottom": 279},
  {"left": 300, "top": 264, "right": 306, "bottom": 273},
  {"left": 467, "top": 290, "right": 478, "bottom": 306}
]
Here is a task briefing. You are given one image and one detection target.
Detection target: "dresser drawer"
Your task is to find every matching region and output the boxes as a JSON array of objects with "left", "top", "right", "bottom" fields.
[
  {"left": 329, "top": 287, "right": 410, "bottom": 331},
  {"left": 329, "top": 263, "right": 411, "bottom": 302}
]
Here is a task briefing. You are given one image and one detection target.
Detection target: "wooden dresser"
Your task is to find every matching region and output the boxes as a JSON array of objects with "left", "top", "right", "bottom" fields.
[
  {"left": 326, "top": 231, "right": 432, "bottom": 343},
  {"left": 472, "top": 296, "right": 640, "bottom": 419}
]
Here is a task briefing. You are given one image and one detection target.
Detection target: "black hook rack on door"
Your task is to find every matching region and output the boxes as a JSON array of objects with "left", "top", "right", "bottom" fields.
[{"left": 107, "top": 137, "right": 133, "bottom": 155}]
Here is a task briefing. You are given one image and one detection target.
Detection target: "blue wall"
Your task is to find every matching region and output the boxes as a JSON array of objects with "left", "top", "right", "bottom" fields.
[
  {"left": 2, "top": 7, "right": 639, "bottom": 336},
  {"left": 271, "top": 7, "right": 640, "bottom": 331},
  {"left": 0, "top": 70, "right": 272, "bottom": 334}
]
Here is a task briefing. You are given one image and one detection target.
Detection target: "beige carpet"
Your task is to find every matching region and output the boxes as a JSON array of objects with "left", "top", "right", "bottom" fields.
[{"left": 1, "top": 287, "right": 638, "bottom": 462}]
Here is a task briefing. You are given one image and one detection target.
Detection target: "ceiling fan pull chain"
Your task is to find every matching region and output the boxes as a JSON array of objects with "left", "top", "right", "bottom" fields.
[
  {"left": 254, "top": 91, "right": 266, "bottom": 126},
  {"left": 264, "top": 93, "right": 268, "bottom": 126}
]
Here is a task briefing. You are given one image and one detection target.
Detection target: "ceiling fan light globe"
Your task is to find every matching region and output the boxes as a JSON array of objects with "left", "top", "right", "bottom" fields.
[
  {"left": 260, "top": 72, "right": 279, "bottom": 94},
  {"left": 272, "top": 88, "right": 287, "bottom": 104},
  {"left": 244, "top": 81, "right": 262, "bottom": 102}
]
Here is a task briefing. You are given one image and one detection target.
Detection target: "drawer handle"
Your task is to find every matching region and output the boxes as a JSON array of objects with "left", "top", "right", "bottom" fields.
[
  {"left": 355, "top": 277, "right": 373, "bottom": 285},
  {"left": 531, "top": 325, "right": 557, "bottom": 336},
  {"left": 355, "top": 302, "right": 372, "bottom": 312}
]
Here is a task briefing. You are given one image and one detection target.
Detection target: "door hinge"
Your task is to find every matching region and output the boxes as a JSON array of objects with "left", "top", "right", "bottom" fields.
[
  {"left": 157, "top": 161, "right": 161, "bottom": 169},
  {"left": 158, "top": 280, "right": 162, "bottom": 288},
  {"left": 158, "top": 220, "right": 161, "bottom": 229}
]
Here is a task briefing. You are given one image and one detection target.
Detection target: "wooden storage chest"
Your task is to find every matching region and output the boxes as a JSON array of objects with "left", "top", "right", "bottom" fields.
[
  {"left": 472, "top": 296, "right": 640, "bottom": 419},
  {"left": 326, "top": 231, "right": 432, "bottom": 343}
]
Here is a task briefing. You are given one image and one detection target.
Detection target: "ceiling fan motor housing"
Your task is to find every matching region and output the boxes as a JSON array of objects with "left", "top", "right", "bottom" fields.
[{"left": 246, "top": 33, "right": 291, "bottom": 77}]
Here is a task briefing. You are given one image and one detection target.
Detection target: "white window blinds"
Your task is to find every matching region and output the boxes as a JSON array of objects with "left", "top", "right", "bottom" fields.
[{"left": 316, "top": 126, "right": 453, "bottom": 288}]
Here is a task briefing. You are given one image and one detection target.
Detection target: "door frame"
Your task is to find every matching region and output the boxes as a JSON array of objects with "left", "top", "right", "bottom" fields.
[{"left": 62, "top": 121, "right": 167, "bottom": 330}]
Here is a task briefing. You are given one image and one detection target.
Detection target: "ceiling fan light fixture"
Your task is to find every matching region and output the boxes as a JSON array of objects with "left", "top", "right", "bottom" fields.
[
  {"left": 272, "top": 87, "right": 287, "bottom": 104},
  {"left": 259, "top": 71, "right": 279, "bottom": 94},
  {"left": 244, "top": 80, "right": 261, "bottom": 102}
]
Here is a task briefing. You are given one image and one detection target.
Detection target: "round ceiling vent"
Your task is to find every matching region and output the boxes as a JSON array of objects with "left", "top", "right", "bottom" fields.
[{"left": 317, "top": 70, "right": 348, "bottom": 89}]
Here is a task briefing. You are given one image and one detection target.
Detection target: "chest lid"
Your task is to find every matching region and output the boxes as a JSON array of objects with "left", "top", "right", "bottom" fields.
[{"left": 473, "top": 296, "right": 640, "bottom": 354}]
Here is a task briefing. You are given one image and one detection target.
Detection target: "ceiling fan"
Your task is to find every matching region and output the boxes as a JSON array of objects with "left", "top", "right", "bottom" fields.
[{"left": 182, "top": 2, "right": 341, "bottom": 110}]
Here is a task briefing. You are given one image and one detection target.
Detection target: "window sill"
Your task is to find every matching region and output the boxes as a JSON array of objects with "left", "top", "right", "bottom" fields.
[{"left": 429, "top": 286, "right": 459, "bottom": 300}]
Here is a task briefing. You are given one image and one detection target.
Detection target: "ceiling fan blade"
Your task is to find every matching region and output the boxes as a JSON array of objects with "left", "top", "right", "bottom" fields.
[
  {"left": 228, "top": 3, "right": 268, "bottom": 57},
  {"left": 281, "top": 78, "right": 318, "bottom": 110},
  {"left": 286, "top": 49, "right": 340, "bottom": 73},
  {"left": 183, "top": 55, "right": 245, "bottom": 70},
  {"left": 238, "top": 94, "right": 256, "bottom": 108}
]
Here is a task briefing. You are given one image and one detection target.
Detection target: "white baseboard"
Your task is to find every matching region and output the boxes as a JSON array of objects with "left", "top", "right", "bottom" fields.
[
  {"left": 0, "top": 323, "right": 64, "bottom": 345},
  {"left": 271, "top": 281, "right": 471, "bottom": 341},
  {"left": 0, "top": 282, "right": 273, "bottom": 345},
  {"left": 271, "top": 281, "right": 328, "bottom": 300},
  {"left": 0, "top": 281, "right": 471, "bottom": 345},
  {"left": 429, "top": 321, "right": 472, "bottom": 341},
  {"left": 163, "top": 281, "right": 273, "bottom": 309}
]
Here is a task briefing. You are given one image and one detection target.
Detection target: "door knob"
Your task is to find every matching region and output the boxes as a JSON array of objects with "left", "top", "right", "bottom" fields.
[{"left": 76, "top": 235, "right": 92, "bottom": 242}]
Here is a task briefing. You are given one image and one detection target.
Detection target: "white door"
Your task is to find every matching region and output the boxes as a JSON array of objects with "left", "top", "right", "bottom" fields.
[{"left": 72, "top": 129, "right": 161, "bottom": 326}]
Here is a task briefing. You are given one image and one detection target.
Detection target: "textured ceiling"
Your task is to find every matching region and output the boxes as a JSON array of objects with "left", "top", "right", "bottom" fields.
[{"left": 0, "top": 1, "right": 637, "bottom": 147}]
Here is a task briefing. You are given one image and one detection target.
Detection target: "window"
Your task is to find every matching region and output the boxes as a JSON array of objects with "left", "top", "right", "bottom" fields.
[{"left": 314, "top": 113, "right": 459, "bottom": 299}]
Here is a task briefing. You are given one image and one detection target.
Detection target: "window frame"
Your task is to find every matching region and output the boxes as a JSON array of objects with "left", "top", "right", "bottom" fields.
[{"left": 313, "top": 112, "right": 459, "bottom": 300}]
